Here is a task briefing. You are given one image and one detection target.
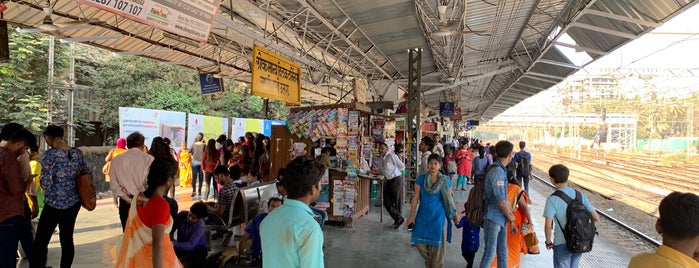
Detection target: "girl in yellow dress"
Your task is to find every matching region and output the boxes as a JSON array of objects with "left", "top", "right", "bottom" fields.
[{"left": 177, "top": 142, "right": 192, "bottom": 187}]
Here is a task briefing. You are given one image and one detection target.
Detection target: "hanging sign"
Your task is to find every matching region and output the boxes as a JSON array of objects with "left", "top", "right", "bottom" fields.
[
  {"left": 251, "top": 45, "right": 301, "bottom": 104},
  {"left": 76, "top": 0, "right": 221, "bottom": 43},
  {"left": 199, "top": 72, "right": 222, "bottom": 94},
  {"left": 439, "top": 102, "right": 455, "bottom": 117},
  {"left": 451, "top": 107, "right": 462, "bottom": 121}
]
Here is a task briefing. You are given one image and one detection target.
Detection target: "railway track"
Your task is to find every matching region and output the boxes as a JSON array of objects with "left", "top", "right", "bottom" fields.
[{"left": 531, "top": 174, "right": 661, "bottom": 248}]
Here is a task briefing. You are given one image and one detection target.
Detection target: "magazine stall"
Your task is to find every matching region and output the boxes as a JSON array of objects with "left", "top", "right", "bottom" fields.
[{"left": 277, "top": 102, "right": 391, "bottom": 227}]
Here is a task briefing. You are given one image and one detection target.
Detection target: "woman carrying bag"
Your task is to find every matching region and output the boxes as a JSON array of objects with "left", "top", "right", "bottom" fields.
[{"left": 32, "top": 125, "right": 90, "bottom": 268}]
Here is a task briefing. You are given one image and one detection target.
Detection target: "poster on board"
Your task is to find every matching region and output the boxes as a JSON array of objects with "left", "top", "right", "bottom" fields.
[
  {"left": 118, "top": 107, "right": 186, "bottom": 151},
  {"left": 186, "top": 114, "right": 229, "bottom": 148}
]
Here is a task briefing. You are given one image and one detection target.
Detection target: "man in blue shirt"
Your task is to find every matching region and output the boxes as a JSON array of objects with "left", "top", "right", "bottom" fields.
[
  {"left": 512, "top": 141, "right": 532, "bottom": 195},
  {"left": 260, "top": 157, "right": 325, "bottom": 268},
  {"left": 479, "top": 140, "right": 516, "bottom": 268},
  {"left": 238, "top": 197, "right": 283, "bottom": 266},
  {"left": 173, "top": 202, "right": 209, "bottom": 267},
  {"left": 543, "top": 164, "right": 599, "bottom": 268}
]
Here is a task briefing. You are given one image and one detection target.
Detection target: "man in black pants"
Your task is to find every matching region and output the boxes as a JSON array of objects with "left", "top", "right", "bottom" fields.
[
  {"left": 378, "top": 143, "right": 406, "bottom": 229},
  {"left": 109, "top": 132, "right": 154, "bottom": 231}
]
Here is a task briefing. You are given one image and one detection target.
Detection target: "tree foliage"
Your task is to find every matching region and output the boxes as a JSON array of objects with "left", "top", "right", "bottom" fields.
[{"left": 3, "top": 31, "right": 291, "bottom": 142}]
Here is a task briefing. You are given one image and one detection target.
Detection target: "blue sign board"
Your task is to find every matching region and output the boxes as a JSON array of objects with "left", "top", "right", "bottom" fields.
[
  {"left": 439, "top": 102, "right": 455, "bottom": 117},
  {"left": 199, "top": 72, "right": 222, "bottom": 94}
]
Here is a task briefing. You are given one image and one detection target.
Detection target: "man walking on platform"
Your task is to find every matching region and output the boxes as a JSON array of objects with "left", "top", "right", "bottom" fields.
[
  {"left": 419, "top": 137, "right": 434, "bottom": 176},
  {"left": 513, "top": 141, "right": 532, "bottom": 195},
  {"left": 379, "top": 142, "right": 406, "bottom": 229},
  {"left": 479, "top": 140, "right": 516, "bottom": 268},
  {"left": 544, "top": 164, "right": 599, "bottom": 268},
  {"left": 109, "top": 132, "right": 154, "bottom": 231}
]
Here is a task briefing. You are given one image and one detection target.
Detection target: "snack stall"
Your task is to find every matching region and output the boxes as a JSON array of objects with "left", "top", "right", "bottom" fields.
[{"left": 273, "top": 102, "right": 393, "bottom": 227}]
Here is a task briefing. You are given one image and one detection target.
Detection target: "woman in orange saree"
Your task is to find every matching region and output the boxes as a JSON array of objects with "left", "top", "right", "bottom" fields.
[
  {"left": 491, "top": 176, "right": 533, "bottom": 268},
  {"left": 116, "top": 157, "right": 182, "bottom": 268}
]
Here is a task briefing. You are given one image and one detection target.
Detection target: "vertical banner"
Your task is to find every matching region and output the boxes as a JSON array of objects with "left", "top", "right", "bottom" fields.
[
  {"left": 118, "top": 107, "right": 186, "bottom": 151},
  {"left": 186, "top": 114, "right": 228, "bottom": 147},
  {"left": 251, "top": 45, "right": 301, "bottom": 104}
]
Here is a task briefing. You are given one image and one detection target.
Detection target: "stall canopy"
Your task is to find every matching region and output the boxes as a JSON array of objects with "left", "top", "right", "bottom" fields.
[{"left": 2, "top": 0, "right": 696, "bottom": 122}]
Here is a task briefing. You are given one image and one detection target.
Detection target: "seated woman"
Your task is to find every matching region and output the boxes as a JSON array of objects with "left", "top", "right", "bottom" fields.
[
  {"left": 116, "top": 157, "right": 181, "bottom": 268},
  {"left": 173, "top": 202, "right": 209, "bottom": 267}
]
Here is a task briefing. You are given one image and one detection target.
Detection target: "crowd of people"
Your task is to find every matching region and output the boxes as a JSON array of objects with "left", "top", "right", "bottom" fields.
[{"left": 1, "top": 124, "right": 697, "bottom": 268}]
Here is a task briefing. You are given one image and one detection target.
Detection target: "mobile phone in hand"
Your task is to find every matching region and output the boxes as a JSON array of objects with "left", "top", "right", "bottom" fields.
[{"left": 407, "top": 223, "right": 414, "bottom": 231}]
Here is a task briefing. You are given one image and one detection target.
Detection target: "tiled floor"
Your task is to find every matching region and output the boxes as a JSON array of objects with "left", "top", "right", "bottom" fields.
[{"left": 16, "top": 180, "right": 635, "bottom": 268}]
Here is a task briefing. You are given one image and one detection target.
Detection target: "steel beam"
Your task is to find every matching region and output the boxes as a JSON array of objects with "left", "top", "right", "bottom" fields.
[
  {"left": 423, "top": 64, "right": 519, "bottom": 96},
  {"left": 583, "top": 9, "right": 661, "bottom": 28},
  {"left": 406, "top": 48, "right": 422, "bottom": 200},
  {"left": 537, "top": 59, "right": 581, "bottom": 69},
  {"left": 297, "top": 0, "right": 394, "bottom": 81},
  {"left": 554, "top": 41, "right": 609, "bottom": 56},
  {"left": 571, "top": 22, "right": 641, "bottom": 40}
]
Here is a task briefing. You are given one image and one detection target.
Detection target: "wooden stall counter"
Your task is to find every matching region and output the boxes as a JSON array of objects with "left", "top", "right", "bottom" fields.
[{"left": 322, "top": 168, "right": 379, "bottom": 227}]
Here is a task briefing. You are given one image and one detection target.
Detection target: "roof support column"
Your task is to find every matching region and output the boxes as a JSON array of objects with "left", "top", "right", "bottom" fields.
[{"left": 406, "top": 48, "right": 422, "bottom": 201}]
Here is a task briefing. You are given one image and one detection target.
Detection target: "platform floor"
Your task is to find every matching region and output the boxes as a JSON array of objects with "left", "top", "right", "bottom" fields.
[{"left": 16, "top": 179, "right": 636, "bottom": 268}]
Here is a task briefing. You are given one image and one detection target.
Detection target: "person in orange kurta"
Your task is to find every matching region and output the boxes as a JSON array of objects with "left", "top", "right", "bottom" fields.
[
  {"left": 490, "top": 176, "right": 533, "bottom": 268},
  {"left": 116, "top": 157, "right": 182, "bottom": 268}
]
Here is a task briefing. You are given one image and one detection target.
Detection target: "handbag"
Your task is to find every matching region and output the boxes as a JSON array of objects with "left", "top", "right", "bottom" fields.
[
  {"left": 524, "top": 229, "right": 540, "bottom": 254},
  {"left": 77, "top": 173, "right": 97, "bottom": 211}
]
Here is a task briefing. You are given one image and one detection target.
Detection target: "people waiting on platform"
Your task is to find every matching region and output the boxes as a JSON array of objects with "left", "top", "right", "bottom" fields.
[
  {"left": 178, "top": 142, "right": 192, "bottom": 188},
  {"left": 202, "top": 139, "right": 220, "bottom": 201},
  {"left": 190, "top": 133, "right": 205, "bottom": 199},
  {"left": 0, "top": 125, "right": 36, "bottom": 268},
  {"left": 116, "top": 157, "right": 181, "bottom": 268},
  {"left": 628, "top": 191, "right": 699, "bottom": 268},
  {"left": 479, "top": 140, "right": 516, "bottom": 268},
  {"left": 260, "top": 157, "right": 326, "bottom": 268},
  {"left": 110, "top": 132, "right": 154, "bottom": 231},
  {"left": 407, "top": 154, "right": 459, "bottom": 268},
  {"left": 208, "top": 165, "right": 239, "bottom": 218},
  {"left": 543, "top": 164, "right": 599, "bottom": 268},
  {"left": 456, "top": 142, "right": 473, "bottom": 189},
  {"left": 173, "top": 202, "right": 209, "bottom": 268},
  {"left": 237, "top": 197, "right": 283, "bottom": 266},
  {"left": 513, "top": 141, "right": 532, "bottom": 196},
  {"left": 104, "top": 137, "right": 127, "bottom": 208},
  {"left": 432, "top": 134, "right": 445, "bottom": 158},
  {"left": 33, "top": 125, "right": 90, "bottom": 268}
]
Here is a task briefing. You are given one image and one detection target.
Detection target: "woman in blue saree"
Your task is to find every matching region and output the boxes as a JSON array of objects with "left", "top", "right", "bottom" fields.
[{"left": 406, "top": 154, "right": 460, "bottom": 268}]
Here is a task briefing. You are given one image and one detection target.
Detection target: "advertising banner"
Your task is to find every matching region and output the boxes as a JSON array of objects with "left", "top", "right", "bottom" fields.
[
  {"left": 232, "top": 118, "right": 286, "bottom": 140},
  {"left": 77, "top": 0, "right": 221, "bottom": 43},
  {"left": 118, "top": 107, "right": 186, "bottom": 151},
  {"left": 251, "top": 45, "right": 301, "bottom": 104},
  {"left": 186, "top": 114, "right": 229, "bottom": 148}
]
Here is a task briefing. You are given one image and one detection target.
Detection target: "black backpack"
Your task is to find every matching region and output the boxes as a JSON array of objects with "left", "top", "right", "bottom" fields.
[
  {"left": 465, "top": 164, "right": 497, "bottom": 227},
  {"left": 552, "top": 190, "right": 597, "bottom": 253},
  {"left": 516, "top": 151, "right": 531, "bottom": 178}
]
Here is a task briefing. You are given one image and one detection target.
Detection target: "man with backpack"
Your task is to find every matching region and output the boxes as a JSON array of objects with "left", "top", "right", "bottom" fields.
[
  {"left": 478, "top": 140, "right": 517, "bottom": 268},
  {"left": 544, "top": 164, "right": 599, "bottom": 268},
  {"left": 513, "top": 141, "right": 531, "bottom": 195}
]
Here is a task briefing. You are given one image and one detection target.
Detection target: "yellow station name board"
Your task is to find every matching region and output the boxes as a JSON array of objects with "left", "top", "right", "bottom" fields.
[{"left": 251, "top": 45, "right": 301, "bottom": 104}]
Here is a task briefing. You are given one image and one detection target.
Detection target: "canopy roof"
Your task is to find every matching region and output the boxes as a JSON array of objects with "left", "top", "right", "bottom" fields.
[{"left": 3, "top": 0, "right": 696, "bottom": 121}]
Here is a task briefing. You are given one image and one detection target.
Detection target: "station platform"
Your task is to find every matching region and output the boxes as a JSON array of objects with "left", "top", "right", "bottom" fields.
[{"left": 16, "top": 179, "right": 637, "bottom": 268}]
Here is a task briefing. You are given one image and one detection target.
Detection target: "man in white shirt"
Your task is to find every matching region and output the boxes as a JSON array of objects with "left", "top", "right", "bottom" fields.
[
  {"left": 432, "top": 134, "right": 444, "bottom": 157},
  {"left": 419, "top": 137, "right": 434, "bottom": 175},
  {"left": 379, "top": 143, "right": 406, "bottom": 229},
  {"left": 109, "top": 132, "right": 154, "bottom": 231}
]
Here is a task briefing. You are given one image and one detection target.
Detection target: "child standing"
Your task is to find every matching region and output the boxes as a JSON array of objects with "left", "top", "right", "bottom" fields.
[{"left": 455, "top": 202, "right": 480, "bottom": 268}]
